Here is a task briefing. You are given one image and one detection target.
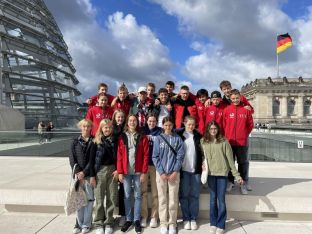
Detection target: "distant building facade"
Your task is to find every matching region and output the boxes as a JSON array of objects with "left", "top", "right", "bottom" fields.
[
  {"left": 241, "top": 77, "right": 312, "bottom": 126},
  {"left": 0, "top": 0, "right": 82, "bottom": 128}
]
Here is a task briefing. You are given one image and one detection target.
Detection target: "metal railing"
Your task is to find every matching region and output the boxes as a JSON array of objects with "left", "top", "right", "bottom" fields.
[{"left": 0, "top": 129, "right": 312, "bottom": 162}]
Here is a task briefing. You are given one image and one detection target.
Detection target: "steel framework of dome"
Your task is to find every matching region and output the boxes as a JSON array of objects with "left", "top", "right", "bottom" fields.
[{"left": 0, "top": 0, "right": 82, "bottom": 128}]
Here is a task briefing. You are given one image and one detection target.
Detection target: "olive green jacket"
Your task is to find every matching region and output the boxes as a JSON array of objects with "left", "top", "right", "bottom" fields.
[{"left": 200, "top": 138, "right": 242, "bottom": 182}]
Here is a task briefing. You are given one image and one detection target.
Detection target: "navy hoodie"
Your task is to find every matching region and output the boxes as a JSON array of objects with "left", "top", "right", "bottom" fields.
[{"left": 144, "top": 126, "right": 162, "bottom": 165}]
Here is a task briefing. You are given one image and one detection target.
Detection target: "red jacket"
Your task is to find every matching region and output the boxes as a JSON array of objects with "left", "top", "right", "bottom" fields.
[
  {"left": 112, "top": 98, "right": 131, "bottom": 116},
  {"left": 196, "top": 99, "right": 207, "bottom": 134},
  {"left": 88, "top": 94, "right": 115, "bottom": 108},
  {"left": 117, "top": 133, "right": 149, "bottom": 174},
  {"left": 223, "top": 103, "right": 254, "bottom": 146},
  {"left": 205, "top": 103, "right": 226, "bottom": 133},
  {"left": 174, "top": 101, "right": 198, "bottom": 128},
  {"left": 85, "top": 106, "right": 114, "bottom": 136}
]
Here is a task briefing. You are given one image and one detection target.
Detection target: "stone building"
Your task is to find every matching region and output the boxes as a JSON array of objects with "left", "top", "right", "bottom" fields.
[{"left": 241, "top": 77, "right": 312, "bottom": 126}]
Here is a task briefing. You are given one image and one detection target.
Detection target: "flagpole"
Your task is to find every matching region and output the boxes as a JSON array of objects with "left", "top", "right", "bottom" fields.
[
  {"left": 276, "top": 51, "right": 279, "bottom": 78},
  {"left": 276, "top": 33, "right": 279, "bottom": 78}
]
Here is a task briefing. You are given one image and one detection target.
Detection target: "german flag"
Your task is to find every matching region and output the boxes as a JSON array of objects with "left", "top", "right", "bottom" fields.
[{"left": 277, "top": 33, "right": 292, "bottom": 54}]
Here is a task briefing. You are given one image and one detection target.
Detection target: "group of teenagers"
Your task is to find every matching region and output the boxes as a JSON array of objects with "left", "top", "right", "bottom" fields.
[{"left": 69, "top": 80, "right": 254, "bottom": 234}]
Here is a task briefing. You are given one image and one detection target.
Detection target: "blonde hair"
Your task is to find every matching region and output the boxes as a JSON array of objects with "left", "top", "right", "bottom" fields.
[
  {"left": 94, "top": 119, "right": 112, "bottom": 144},
  {"left": 77, "top": 119, "right": 93, "bottom": 128},
  {"left": 184, "top": 115, "right": 195, "bottom": 123},
  {"left": 112, "top": 109, "right": 125, "bottom": 125}
]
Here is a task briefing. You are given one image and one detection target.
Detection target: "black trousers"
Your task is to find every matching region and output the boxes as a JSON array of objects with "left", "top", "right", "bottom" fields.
[{"left": 228, "top": 145, "right": 249, "bottom": 183}]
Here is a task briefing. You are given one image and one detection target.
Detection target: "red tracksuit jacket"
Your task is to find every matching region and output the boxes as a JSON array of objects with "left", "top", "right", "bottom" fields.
[
  {"left": 117, "top": 133, "right": 149, "bottom": 174},
  {"left": 205, "top": 103, "right": 226, "bottom": 133},
  {"left": 196, "top": 99, "right": 207, "bottom": 134},
  {"left": 85, "top": 106, "right": 114, "bottom": 136},
  {"left": 223, "top": 103, "right": 254, "bottom": 146}
]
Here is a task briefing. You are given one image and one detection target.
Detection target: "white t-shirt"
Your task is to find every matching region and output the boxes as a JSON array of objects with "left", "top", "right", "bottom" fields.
[
  {"left": 182, "top": 131, "right": 196, "bottom": 173},
  {"left": 157, "top": 105, "right": 170, "bottom": 127}
]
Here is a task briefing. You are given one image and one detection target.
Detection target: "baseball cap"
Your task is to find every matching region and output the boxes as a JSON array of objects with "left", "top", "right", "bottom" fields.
[
  {"left": 137, "top": 86, "right": 147, "bottom": 93},
  {"left": 211, "top": 91, "right": 221, "bottom": 98}
]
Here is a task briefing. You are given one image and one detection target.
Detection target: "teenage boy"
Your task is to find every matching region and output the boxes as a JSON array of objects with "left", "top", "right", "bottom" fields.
[
  {"left": 86, "top": 93, "right": 114, "bottom": 137},
  {"left": 147, "top": 83, "right": 157, "bottom": 100},
  {"left": 173, "top": 85, "right": 198, "bottom": 129},
  {"left": 111, "top": 84, "right": 132, "bottom": 117},
  {"left": 205, "top": 91, "right": 226, "bottom": 134},
  {"left": 223, "top": 89, "right": 254, "bottom": 195},
  {"left": 195, "top": 89, "right": 209, "bottom": 134},
  {"left": 219, "top": 80, "right": 253, "bottom": 113},
  {"left": 153, "top": 88, "right": 174, "bottom": 127},
  {"left": 165, "top": 81, "right": 176, "bottom": 98},
  {"left": 86, "top": 83, "right": 115, "bottom": 108},
  {"left": 130, "top": 86, "right": 154, "bottom": 128}
]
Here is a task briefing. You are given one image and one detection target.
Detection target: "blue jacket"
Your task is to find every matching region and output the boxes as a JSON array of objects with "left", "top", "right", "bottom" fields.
[
  {"left": 152, "top": 133, "right": 185, "bottom": 175},
  {"left": 144, "top": 126, "right": 162, "bottom": 165}
]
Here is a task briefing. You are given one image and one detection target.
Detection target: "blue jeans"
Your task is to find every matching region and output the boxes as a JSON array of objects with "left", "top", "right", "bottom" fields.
[
  {"left": 123, "top": 174, "right": 141, "bottom": 222},
  {"left": 179, "top": 171, "right": 201, "bottom": 221},
  {"left": 77, "top": 180, "right": 94, "bottom": 229},
  {"left": 208, "top": 176, "right": 227, "bottom": 229}
]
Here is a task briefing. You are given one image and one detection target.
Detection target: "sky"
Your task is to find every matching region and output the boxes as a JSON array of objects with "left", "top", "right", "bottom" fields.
[{"left": 44, "top": 0, "right": 312, "bottom": 99}]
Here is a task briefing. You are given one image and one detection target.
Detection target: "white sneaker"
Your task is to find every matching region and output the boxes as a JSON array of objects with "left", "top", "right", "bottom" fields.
[
  {"left": 240, "top": 184, "right": 248, "bottom": 195},
  {"left": 81, "top": 228, "right": 90, "bottom": 234},
  {"left": 96, "top": 228, "right": 104, "bottom": 234},
  {"left": 209, "top": 225, "right": 217, "bottom": 233},
  {"left": 183, "top": 221, "right": 191, "bottom": 230},
  {"left": 226, "top": 182, "right": 234, "bottom": 193},
  {"left": 246, "top": 182, "right": 252, "bottom": 191},
  {"left": 216, "top": 228, "right": 225, "bottom": 234},
  {"left": 168, "top": 225, "right": 176, "bottom": 234},
  {"left": 104, "top": 225, "right": 113, "bottom": 234},
  {"left": 191, "top": 221, "right": 198, "bottom": 230},
  {"left": 141, "top": 218, "right": 147, "bottom": 228},
  {"left": 72, "top": 228, "right": 81, "bottom": 234},
  {"left": 119, "top": 216, "right": 126, "bottom": 227},
  {"left": 149, "top": 218, "right": 158, "bottom": 228},
  {"left": 160, "top": 226, "right": 168, "bottom": 234}
]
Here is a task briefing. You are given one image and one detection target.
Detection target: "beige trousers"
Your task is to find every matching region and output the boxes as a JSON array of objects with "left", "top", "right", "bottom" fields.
[
  {"left": 156, "top": 171, "right": 180, "bottom": 227},
  {"left": 141, "top": 165, "right": 159, "bottom": 219}
]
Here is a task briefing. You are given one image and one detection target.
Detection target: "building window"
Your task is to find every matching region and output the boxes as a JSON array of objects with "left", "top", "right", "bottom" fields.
[
  {"left": 273, "top": 99, "right": 280, "bottom": 115},
  {"left": 304, "top": 100, "right": 311, "bottom": 116},
  {"left": 287, "top": 99, "right": 296, "bottom": 116}
]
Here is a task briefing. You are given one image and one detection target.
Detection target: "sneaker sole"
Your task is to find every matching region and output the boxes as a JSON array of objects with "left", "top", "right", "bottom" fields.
[{"left": 121, "top": 226, "right": 132, "bottom": 233}]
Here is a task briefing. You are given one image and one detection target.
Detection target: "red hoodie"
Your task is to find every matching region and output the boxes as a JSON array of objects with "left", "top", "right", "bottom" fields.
[
  {"left": 205, "top": 102, "right": 226, "bottom": 133},
  {"left": 117, "top": 133, "right": 149, "bottom": 174},
  {"left": 196, "top": 99, "right": 207, "bottom": 134},
  {"left": 88, "top": 94, "right": 115, "bottom": 108},
  {"left": 223, "top": 103, "right": 254, "bottom": 146},
  {"left": 85, "top": 105, "right": 114, "bottom": 136},
  {"left": 112, "top": 98, "right": 132, "bottom": 116}
]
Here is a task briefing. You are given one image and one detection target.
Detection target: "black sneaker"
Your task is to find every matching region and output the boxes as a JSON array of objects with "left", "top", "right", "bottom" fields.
[
  {"left": 134, "top": 220, "right": 142, "bottom": 234},
  {"left": 121, "top": 221, "right": 133, "bottom": 232}
]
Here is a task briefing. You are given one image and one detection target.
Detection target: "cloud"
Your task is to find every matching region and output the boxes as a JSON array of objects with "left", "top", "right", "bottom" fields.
[
  {"left": 44, "top": 0, "right": 173, "bottom": 99},
  {"left": 151, "top": 0, "right": 311, "bottom": 91}
]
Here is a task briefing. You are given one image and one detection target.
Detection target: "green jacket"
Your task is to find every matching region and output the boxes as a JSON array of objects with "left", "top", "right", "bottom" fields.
[{"left": 200, "top": 138, "right": 242, "bottom": 182}]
